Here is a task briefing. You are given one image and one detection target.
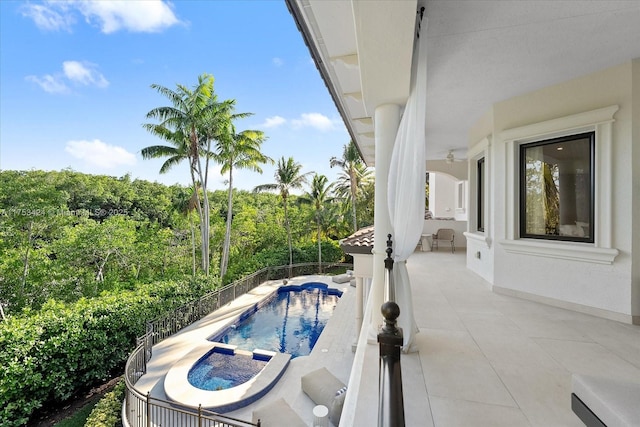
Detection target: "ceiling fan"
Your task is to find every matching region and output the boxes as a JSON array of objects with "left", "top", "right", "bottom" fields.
[{"left": 445, "top": 149, "right": 465, "bottom": 164}]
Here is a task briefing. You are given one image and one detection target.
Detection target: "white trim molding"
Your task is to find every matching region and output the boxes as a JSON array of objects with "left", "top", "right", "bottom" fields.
[
  {"left": 498, "top": 239, "right": 618, "bottom": 264},
  {"left": 500, "top": 105, "right": 620, "bottom": 264},
  {"left": 464, "top": 231, "right": 491, "bottom": 249}
]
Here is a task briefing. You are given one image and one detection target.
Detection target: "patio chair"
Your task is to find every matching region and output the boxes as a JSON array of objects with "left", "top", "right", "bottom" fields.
[{"left": 432, "top": 228, "right": 455, "bottom": 253}]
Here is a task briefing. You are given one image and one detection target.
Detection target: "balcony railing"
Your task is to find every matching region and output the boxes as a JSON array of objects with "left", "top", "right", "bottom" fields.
[
  {"left": 378, "top": 235, "right": 405, "bottom": 427},
  {"left": 123, "top": 262, "right": 353, "bottom": 427}
]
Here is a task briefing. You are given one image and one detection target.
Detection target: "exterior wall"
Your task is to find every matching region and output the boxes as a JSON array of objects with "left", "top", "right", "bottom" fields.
[
  {"left": 484, "top": 62, "right": 636, "bottom": 322},
  {"left": 429, "top": 173, "right": 457, "bottom": 218}
]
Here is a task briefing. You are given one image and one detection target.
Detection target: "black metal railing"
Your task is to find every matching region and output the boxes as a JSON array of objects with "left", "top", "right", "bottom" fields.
[
  {"left": 378, "top": 235, "right": 405, "bottom": 427},
  {"left": 123, "top": 261, "right": 352, "bottom": 427}
]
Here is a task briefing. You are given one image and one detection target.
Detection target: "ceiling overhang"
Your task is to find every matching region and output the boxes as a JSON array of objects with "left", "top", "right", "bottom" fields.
[
  {"left": 286, "top": 0, "right": 417, "bottom": 166},
  {"left": 288, "top": 0, "right": 640, "bottom": 167}
]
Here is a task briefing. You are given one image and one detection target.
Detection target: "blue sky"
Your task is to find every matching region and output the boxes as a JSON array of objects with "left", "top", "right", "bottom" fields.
[{"left": 0, "top": 0, "right": 350, "bottom": 191}]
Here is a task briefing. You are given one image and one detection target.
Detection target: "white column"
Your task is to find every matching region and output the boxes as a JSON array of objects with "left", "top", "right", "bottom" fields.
[{"left": 368, "top": 103, "right": 401, "bottom": 341}]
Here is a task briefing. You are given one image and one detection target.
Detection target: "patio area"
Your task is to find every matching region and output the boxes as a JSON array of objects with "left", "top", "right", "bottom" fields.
[
  {"left": 341, "top": 249, "right": 640, "bottom": 426},
  {"left": 131, "top": 249, "right": 640, "bottom": 426}
]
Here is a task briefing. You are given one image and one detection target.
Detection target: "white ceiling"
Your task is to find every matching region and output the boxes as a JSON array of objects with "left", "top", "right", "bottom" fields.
[{"left": 290, "top": 0, "right": 640, "bottom": 164}]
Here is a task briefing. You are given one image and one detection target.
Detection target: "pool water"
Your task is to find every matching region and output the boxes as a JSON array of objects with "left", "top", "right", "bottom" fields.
[
  {"left": 188, "top": 349, "right": 267, "bottom": 391},
  {"left": 211, "top": 283, "right": 342, "bottom": 358}
]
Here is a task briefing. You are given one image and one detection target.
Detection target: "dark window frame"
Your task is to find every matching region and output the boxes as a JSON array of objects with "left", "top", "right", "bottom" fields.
[
  {"left": 519, "top": 132, "right": 595, "bottom": 243},
  {"left": 477, "top": 157, "right": 485, "bottom": 232}
]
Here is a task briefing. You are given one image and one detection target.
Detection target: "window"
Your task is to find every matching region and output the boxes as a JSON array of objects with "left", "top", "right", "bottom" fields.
[
  {"left": 477, "top": 157, "right": 485, "bottom": 232},
  {"left": 519, "top": 132, "right": 594, "bottom": 243},
  {"left": 456, "top": 181, "right": 466, "bottom": 213}
]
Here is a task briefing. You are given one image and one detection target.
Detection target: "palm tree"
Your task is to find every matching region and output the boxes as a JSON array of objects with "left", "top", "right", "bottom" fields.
[
  {"left": 332, "top": 159, "right": 372, "bottom": 232},
  {"left": 254, "top": 157, "right": 312, "bottom": 274},
  {"left": 330, "top": 141, "right": 366, "bottom": 232},
  {"left": 173, "top": 188, "right": 199, "bottom": 277},
  {"left": 216, "top": 122, "right": 271, "bottom": 278},
  {"left": 142, "top": 74, "right": 222, "bottom": 275},
  {"left": 299, "top": 174, "right": 334, "bottom": 272}
]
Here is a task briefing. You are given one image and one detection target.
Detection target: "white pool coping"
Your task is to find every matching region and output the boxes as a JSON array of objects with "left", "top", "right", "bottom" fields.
[{"left": 164, "top": 342, "right": 290, "bottom": 412}]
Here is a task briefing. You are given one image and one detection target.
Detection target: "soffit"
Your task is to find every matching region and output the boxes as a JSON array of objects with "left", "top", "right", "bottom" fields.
[{"left": 291, "top": 1, "right": 640, "bottom": 165}]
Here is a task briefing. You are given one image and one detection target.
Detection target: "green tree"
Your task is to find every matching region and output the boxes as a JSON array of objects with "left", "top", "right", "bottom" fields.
[
  {"left": 142, "top": 73, "right": 224, "bottom": 275},
  {"left": 333, "top": 160, "right": 373, "bottom": 232},
  {"left": 254, "top": 157, "right": 312, "bottom": 273},
  {"left": 299, "top": 174, "right": 333, "bottom": 272},
  {"left": 0, "top": 171, "right": 69, "bottom": 312},
  {"left": 330, "top": 141, "right": 368, "bottom": 232},
  {"left": 172, "top": 188, "right": 199, "bottom": 277},
  {"left": 215, "top": 121, "right": 271, "bottom": 278},
  {"left": 54, "top": 215, "right": 137, "bottom": 295}
]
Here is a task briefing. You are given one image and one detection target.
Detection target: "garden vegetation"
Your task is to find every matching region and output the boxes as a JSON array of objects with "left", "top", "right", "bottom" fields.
[{"left": 0, "top": 74, "right": 374, "bottom": 426}]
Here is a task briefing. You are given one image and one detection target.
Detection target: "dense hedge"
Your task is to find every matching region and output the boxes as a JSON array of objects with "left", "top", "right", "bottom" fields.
[
  {"left": 84, "top": 379, "right": 126, "bottom": 427},
  {"left": 0, "top": 278, "right": 216, "bottom": 427},
  {"left": 223, "top": 240, "right": 344, "bottom": 284}
]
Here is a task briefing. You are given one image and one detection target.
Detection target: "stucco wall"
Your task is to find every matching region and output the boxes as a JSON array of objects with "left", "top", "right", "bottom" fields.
[
  {"left": 470, "top": 61, "right": 637, "bottom": 322},
  {"left": 429, "top": 173, "right": 457, "bottom": 218}
]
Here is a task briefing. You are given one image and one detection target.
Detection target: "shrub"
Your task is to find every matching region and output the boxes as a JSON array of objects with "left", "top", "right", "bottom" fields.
[
  {"left": 83, "top": 379, "right": 125, "bottom": 427},
  {"left": 0, "top": 278, "right": 216, "bottom": 427}
]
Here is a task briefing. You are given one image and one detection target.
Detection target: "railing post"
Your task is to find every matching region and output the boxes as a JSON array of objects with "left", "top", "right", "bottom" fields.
[
  {"left": 378, "top": 302, "right": 405, "bottom": 427},
  {"left": 384, "top": 234, "right": 395, "bottom": 301},
  {"left": 198, "top": 404, "right": 203, "bottom": 427},
  {"left": 378, "top": 234, "right": 405, "bottom": 427},
  {"left": 146, "top": 391, "right": 151, "bottom": 427}
]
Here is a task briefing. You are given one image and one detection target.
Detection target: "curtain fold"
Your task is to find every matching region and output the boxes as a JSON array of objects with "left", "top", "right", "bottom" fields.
[{"left": 387, "top": 23, "right": 427, "bottom": 352}]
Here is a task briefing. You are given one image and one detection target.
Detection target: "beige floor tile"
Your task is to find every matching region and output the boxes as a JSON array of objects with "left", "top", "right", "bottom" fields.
[
  {"left": 430, "top": 396, "right": 531, "bottom": 427},
  {"left": 534, "top": 338, "right": 640, "bottom": 382},
  {"left": 417, "top": 328, "right": 517, "bottom": 407},
  {"left": 492, "top": 362, "right": 582, "bottom": 427}
]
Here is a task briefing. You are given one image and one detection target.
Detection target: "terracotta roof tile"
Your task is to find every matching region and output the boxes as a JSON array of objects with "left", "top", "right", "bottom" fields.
[{"left": 339, "top": 225, "right": 374, "bottom": 255}]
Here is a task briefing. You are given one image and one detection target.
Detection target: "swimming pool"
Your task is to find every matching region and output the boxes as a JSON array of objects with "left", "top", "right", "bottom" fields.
[
  {"left": 164, "top": 281, "right": 344, "bottom": 411},
  {"left": 210, "top": 282, "right": 342, "bottom": 358},
  {"left": 188, "top": 347, "right": 268, "bottom": 391}
]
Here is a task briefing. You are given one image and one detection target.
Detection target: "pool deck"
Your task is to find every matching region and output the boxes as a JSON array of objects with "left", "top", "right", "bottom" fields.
[
  {"left": 134, "top": 274, "right": 356, "bottom": 425},
  {"left": 134, "top": 251, "right": 640, "bottom": 426}
]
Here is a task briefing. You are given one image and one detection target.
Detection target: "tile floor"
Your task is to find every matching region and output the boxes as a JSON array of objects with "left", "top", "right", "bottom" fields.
[{"left": 344, "top": 250, "right": 640, "bottom": 426}]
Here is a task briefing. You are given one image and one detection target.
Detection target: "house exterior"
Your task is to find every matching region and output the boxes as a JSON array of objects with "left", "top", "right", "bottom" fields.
[{"left": 286, "top": 0, "right": 640, "bottom": 326}]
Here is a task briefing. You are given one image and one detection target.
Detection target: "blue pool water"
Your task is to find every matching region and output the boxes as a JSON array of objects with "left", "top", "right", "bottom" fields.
[
  {"left": 188, "top": 348, "right": 267, "bottom": 391},
  {"left": 210, "top": 282, "right": 342, "bottom": 358}
]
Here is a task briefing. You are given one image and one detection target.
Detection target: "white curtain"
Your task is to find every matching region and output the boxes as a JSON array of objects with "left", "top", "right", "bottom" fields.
[{"left": 387, "top": 24, "right": 427, "bottom": 352}]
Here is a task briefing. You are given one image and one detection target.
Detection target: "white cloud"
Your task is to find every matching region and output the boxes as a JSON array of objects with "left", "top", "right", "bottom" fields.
[
  {"left": 27, "top": 61, "right": 108, "bottom": 93},
  {"left": 25, "top": 74, "right": 69, "bottom": 94},
  {"left": 21, "top": 0, "right": 182, "bottom": 33},
  {"left": 65, "top": 139, "right": 136, "bottom": 169},
  {"left": 291, "top": 113, "right": 335, "bottom": 131},
  {"left": 272, "top": 57, "right": 283, "bottom": 67},
  {"left": 20, "top": 3, "right": 75, "bottom": 31},
  {"left": 77, "top": 0, "right": 182, "bottom": 33},
  {"left": 63, "top": 61, "right": 109, "bottom": 87},
  {"left": 262, "top": 116, "right": 286, "bottom": 128}
]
